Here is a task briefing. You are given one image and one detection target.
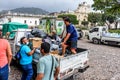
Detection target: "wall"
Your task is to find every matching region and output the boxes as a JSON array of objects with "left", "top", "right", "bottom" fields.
[{"left": 11, "top": 16, "right": 40, "bottom": 27}]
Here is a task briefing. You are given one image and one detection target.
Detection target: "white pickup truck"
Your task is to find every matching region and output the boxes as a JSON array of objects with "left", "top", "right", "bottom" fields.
[
  {"left": 88, "top": 26, "right": 120, "bottom": 45},
  {"left": 11, "top": 29, "right": 89, "bottom": 80}
]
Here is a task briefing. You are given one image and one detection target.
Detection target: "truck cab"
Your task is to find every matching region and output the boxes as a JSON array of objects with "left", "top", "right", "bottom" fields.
[{"left": 88, "top": 26, "right": 108, "bottom": 44}]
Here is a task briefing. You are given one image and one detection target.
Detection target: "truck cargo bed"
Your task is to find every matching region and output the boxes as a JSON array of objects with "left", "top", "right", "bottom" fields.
[{"left": 58, "top": 48, "right": 89, "bottom": 79}]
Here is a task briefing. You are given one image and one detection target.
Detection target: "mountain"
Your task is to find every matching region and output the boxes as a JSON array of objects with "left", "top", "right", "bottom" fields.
[{"left": 0, "top": 7, "right": 49, "bottom": 15}]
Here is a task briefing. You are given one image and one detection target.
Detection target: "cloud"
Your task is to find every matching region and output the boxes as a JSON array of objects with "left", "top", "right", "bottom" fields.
[{"left": 0, "top": 0, "right": 93, "bottom": 12}]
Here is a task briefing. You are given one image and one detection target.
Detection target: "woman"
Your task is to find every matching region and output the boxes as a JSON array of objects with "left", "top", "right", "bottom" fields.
[{"left": 0, "top": 30, "right": 12, "bottom": 80}]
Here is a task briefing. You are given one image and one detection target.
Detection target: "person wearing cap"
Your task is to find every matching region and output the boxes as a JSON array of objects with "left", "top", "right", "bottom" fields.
[
  {"left": 62, "top": 17, "right": 78, "bottom": 56},
  {"left": 0, "top": 30, "right": 12, "bottom": 80},
  {"left": 51, "top": 30, "right": 57, "bottom": 40}
]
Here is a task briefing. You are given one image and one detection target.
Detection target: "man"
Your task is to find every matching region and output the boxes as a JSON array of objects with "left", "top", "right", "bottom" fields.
[
  {"left": 20, "top": 37, "right": 36, "bottom": 80},
  {"left": 36, "top": 42, "right": 60, "bottom": 80},
  {"left": 0, "top": 30, "right": 12, "bottom": 80},
  {"left": 62, "top": 17, "right": 78, "bottom": 56}
]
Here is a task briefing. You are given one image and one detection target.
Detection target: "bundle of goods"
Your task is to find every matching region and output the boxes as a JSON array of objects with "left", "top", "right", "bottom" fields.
[
  {"left": 33, "top": 49, "right": 42, "bottom": 62},
  {"left": 31, "top": 28, "right": 47, "bottom": 38},
  {"left": 103, "top": 32, "right": 120, "bottom": 38}
]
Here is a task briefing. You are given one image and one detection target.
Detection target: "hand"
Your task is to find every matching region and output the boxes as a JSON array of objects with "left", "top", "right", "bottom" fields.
[
  {"left": 9, "top": 66, "right": 11, "bottom": 72},
  {"left": 61, "top": 42, "right": 65, "bottom": 46},
  {"left": 54, "top": 77, "right": 57, "bottom": 80}
]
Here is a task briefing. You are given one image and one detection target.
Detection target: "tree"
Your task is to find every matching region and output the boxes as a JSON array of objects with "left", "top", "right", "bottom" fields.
[
  {"left": 88, "top": 13, "right": 102, "bottom": 26},
  {"left": 81, "top": 20, "right": 89, "bottom": 27},
  {"left": 58, "top": 14, "right": 79, "bottom": 25},
  {"left": 92, "top": 0, "right": 120, "bottom": 16}
]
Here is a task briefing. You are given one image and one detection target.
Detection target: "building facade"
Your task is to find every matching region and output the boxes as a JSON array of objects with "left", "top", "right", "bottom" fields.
[
  {"left": 0, "top": 11, "right": 45, "bottom": 29},
  {"left": 75, "top": 2, "right": 91, "bottom": 26}
]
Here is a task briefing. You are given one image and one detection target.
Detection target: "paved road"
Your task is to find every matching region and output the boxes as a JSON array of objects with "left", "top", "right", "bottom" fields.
[
  {"left": 9, "top": 39, "right": 120, "bottom": 80},
  {"left": 77, "top": 39, "right": 120, "bottom": 80}
]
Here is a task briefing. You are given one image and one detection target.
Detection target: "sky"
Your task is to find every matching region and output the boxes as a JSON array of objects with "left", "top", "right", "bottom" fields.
[{"left": 0, "top": 0, "right": 94, "bottom": 12}]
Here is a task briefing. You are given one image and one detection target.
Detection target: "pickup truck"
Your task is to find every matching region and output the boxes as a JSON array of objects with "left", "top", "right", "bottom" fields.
[
  {"left": 88, "top": 26, "right": 120, "bottom": 45},
  {"left": 11, "top": 29, "right": 89, "bottom": 80}
]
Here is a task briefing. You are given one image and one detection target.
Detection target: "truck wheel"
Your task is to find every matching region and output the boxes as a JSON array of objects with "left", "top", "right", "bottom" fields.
[
  {"left": 93, "top": 38, "right": 99, "bottom": 44},
  {"left": 72, "top": 72, "right": 85, "bottom": 80}
]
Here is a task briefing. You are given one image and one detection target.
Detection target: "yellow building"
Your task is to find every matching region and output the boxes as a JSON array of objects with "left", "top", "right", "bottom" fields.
[{"left": 75, "top": 2, "right": 91, "bottom": 26}]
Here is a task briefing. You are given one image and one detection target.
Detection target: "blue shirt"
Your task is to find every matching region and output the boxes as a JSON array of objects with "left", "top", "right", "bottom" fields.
[
  {"left": 66, "top": 24, "right": 78, "bottom": 41},
  {"left": 20, "top": 45, "right": 32, "bottom": 65},
  {"left": 37, "top": 55, "right": 59, "bottom": 80}
]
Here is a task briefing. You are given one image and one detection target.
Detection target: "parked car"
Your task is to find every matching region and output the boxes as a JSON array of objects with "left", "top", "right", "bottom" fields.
[{"left": 76, "top": 28, "right": 83, "bottom": 40}]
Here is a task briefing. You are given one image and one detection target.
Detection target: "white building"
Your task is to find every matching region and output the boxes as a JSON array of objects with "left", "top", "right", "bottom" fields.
[{"left": 0, "top": 11, "right": 45, "bottom": 29}]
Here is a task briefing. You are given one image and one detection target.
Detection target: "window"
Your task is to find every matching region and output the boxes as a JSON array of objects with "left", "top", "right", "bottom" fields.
[
  {"left": 40, "top": 20, "right": 42, "bottom": 24},
  {"left": 8, "top": 18, "right": 11, "bottom": 22},
  {"left": 93, "top": 28, "right": 99, "bottom": 32},
  {"left": 24, "top": 20, "right": 26, "bottom": 23},
  {"left": 35, "top": 21, "right": 37, "bottom": 25},
  {"left": 90, "top": 28, "right": 99, "bottom": 33}
]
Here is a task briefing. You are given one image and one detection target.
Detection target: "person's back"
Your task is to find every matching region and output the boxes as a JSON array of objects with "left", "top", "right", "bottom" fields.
[
  {"left": 37, "top": 55, "right": 58, "bottom": 80},
  {"left": 36, "top": 42, "right": 60, "bottom": 80},
  {"left": 66, "top": 24, "right": 78, "bottom": 41}
]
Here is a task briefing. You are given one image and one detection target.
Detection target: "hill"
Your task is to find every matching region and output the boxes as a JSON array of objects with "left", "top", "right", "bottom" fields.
[{"left": 0, "top": 7, "right": 49, "bottom": 15}]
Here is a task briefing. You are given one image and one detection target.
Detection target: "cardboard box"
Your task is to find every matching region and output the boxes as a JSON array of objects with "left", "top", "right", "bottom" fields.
[
  {"left": 50, "top": 50, "right": 59, "bottom": 54},
  {"left": 31, "top": 38, "right": 42, "bottom": 48},
  {"left": 50, "top": 54, "right": 63, "bottom": 60}
]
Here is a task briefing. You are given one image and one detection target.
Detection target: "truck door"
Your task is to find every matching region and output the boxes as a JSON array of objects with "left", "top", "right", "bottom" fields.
[{"left": 89, "top": 27, "right": 100, "bottom": 41}]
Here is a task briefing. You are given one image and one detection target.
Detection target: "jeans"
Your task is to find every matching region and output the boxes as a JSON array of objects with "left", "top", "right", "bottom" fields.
[
  {"left": 21, "top": 63, "right": 33, "bottom": 80},
  {"left": 0, "top": 64, "right": 9, "bottom": 80}
]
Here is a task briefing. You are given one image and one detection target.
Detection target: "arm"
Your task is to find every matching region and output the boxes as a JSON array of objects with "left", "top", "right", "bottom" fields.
[
  {"left": 6, "top": 42, "right": 12, "bottom": 66},
  {"left": 36, "top": 73, "right": 44, "bottom": 80},
  {"left": 63, "top": 33, "right": 71, "bottom": 43},
  {"left": 28, "top": 48, "right": 36, "bottom": 56},
  {"left": 54, "top": 58, "right": 60, "bottom": 80},
  {"left": 36, "top": 60, "right": 45, "bottom": 80},
  {"left": 54, "top": 67, "right": 60, "bottom": 80}
]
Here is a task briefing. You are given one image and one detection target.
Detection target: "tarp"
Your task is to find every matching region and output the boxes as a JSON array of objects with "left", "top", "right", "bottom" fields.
[{"left": 2, "top": 22, "right": 28, "bottom": 39}]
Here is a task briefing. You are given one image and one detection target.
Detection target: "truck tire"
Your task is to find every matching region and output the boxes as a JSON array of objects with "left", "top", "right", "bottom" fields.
[
  {"left": 92, "top": 38, "right": 100, "bottom": 44},
  {"left": 72, "top": 72, "right": 85, "bottom": 80}
]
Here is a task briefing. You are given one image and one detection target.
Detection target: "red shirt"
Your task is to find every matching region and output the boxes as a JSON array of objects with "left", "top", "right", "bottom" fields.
[{"left": 0, "top": 39, "right": 10, "bottom": 67}]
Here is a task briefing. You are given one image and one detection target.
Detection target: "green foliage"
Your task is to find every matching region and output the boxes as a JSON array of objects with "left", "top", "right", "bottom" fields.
[
  {"left": 102, "top": 13, "right": 116, "bottom": 23},
  {"left": 92, "top": 0, "right": 120, "bottom": 16},
  {"left": 80, "top": 27, "right": 88, "bottom": 30},
  {"left": 58, "top": 14, "right": 79, "bottom": 25},
  {"left": 88, "top": 13, "right": 102, "bottom": 24},
  {"left": 109, "top": 29, "right": 120, "bottom": 33},
  {"left": 81, "top": 20, "right": 89, "bottom": 26},
  {"left": 88, "top": 12, "right": 117, "bottom": 26}
]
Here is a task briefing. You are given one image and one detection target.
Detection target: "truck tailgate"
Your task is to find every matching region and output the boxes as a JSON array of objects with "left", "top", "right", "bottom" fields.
[{"left": 59, "top": 48, "right": 89, "bottom": 79}]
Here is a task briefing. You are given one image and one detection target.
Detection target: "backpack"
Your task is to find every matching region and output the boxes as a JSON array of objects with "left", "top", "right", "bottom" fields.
[{"left": 15, "top": 46, "right": 23, "bottom": 61}]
